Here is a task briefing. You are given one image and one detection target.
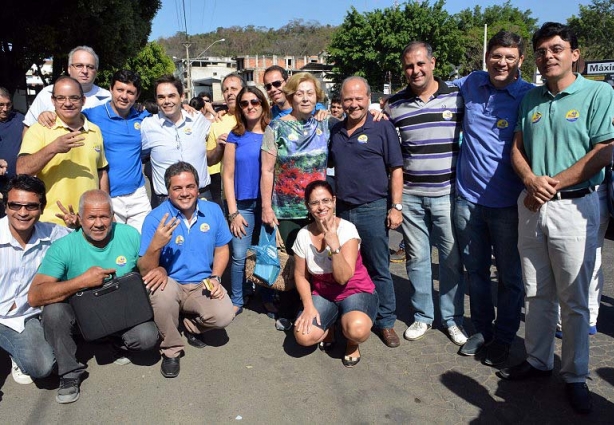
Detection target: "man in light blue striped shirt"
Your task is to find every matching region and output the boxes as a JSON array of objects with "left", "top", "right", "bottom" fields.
[{"left": 0, "top": 175, "right": 70, "bottom": 384}]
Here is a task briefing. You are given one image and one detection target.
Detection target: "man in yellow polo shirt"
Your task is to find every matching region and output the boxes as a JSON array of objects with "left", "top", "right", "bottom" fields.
[
  {"left": 17, "top": 76, "right": 108, "bottom": 225},
  {"left": 205, "top": 73, "right": 245, "bottom": 210}
]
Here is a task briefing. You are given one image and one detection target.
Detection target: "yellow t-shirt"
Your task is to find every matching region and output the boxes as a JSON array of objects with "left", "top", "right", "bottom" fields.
[
  {"left": 19, "top": 116, "right": 108, "bottom": 225},
  {"left": 206, "top": 114, "right": 237, "bottom": 175}
]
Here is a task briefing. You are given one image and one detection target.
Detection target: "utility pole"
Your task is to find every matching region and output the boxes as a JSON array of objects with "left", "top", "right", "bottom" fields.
[{"left": 183, "top": 42, "right": 192, "bottom": 100}]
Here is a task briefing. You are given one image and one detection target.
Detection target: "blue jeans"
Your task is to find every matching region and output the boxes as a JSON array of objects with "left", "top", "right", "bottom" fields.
[
  {"left": 304, "top": 291, "right": 380, "bottom": 330},
  {"left": 337, "top": 197, "right": 397, "bottom": 329},
  {"left": 454, "top": 197, "right": 524, "bottom": 344},
  {"left": 401, "top": 193, "right": 464, "bottom": 328},
  {"left": 230, "top": 199, "right": 273, "bottom": 308},
  {"left": 0, "top": 316, "right": 55, "bottom": 378}
]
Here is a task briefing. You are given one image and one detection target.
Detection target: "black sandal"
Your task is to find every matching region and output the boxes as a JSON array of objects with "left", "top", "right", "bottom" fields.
[{"left": 342, "top": 346, "right": 361, "bottom": 368}]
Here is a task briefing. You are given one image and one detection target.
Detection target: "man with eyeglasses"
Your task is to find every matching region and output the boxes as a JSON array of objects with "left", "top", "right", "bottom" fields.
[
  {"left": 452, "top": 31, "right": 534, "bottom": 364},
  {"left": 205, "top": 73, "right": 246, "bottom": 210},
  {"left": 141, "top": 75, "right": 219, "bottom": 208},
  {"left": 0, "top": 87, "right": 24, "bottom": 217},
  {"left": 0, "top": 175, "right": 69, "bottom": 386},
  {"left": 17, "top": 76, "right": 109, "bottom": 225},
  {"left": 498, "top": 22, "right": 614, "bottom": 415},
  {"left": 23, "top": 46, "right": 110, "bottom": 128}
]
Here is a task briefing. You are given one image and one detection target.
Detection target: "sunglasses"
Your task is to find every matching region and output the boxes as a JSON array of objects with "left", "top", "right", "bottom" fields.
[
  {"left": 239, "top": 99, "right": 262, "bottom": 108},
  {"left": 264, "top": 80, "right": 283, "bottom": 91},
  {"left": 7, "top": 202, "right": 41, "bottom": 211}
]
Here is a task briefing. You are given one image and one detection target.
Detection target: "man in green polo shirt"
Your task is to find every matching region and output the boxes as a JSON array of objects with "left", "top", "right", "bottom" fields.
[{"left": 500, "top": 22, "right": 614, "bottom": 414}]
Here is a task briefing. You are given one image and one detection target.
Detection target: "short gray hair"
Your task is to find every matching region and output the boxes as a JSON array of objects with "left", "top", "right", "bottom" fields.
[
  {"left": 0, "top": 87, "right": 10, "bottom": 99},
  {"left": 79, "top": 190, "right": 113, "bottom": 217},
  {"left": 68, "top": 46, "right": 99, "bottom": 70},
  {"left": 340, "top": 76, "right": 371, "bottom": 96}
]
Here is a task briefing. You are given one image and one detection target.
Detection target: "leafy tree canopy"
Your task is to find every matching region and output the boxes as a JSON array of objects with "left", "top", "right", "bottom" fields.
[
  {"left": 568, "top": 0, "right": 614, "bottom": 60},
  {"left": 1, "top": 0, "right": 161, "bottom": 95}
]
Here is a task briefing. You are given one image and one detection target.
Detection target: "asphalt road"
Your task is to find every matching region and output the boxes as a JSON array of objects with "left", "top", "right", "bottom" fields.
[{"left": 1, "top": 231, "right": 613, "bottom": 424}]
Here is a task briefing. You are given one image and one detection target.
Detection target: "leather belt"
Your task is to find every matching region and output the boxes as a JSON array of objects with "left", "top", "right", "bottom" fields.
[{"left": 552, "top": 186, "right": 595, "bottom": 201}]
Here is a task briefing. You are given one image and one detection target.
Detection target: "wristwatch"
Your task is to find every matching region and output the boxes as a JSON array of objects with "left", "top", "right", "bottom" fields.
[
  {"left": 209, "top": 275, "right": 222, "bottom": 283},
  {"left": 393, "top": 203, "right": 403, "bottom": 211},
  {"left": 330, "top": 247, "right": 341, "bottom": 255}
]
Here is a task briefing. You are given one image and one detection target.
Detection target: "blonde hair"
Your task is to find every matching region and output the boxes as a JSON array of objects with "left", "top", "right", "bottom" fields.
[{"left": 283, "top": 72, "right": 325, "bottom": 104}]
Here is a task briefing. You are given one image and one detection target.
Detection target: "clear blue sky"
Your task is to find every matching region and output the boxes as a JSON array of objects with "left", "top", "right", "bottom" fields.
[{"left": 150, "top": 0, "right": 592, "bottom": 40}]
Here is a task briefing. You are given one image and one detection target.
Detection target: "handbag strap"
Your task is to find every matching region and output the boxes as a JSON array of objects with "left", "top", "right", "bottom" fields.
[{"left": 275, "top": 226, "right": 287, "bottom": 253}]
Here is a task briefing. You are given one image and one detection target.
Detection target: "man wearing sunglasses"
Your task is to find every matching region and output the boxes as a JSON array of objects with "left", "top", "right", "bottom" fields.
[
  {"left": 23, "top": 46, "right": 110, "bottom": 128},
  {"left": 17, "top": 76, "right": 109, "bottom": 225},
  {"left": 0, "top": 175, "right": 70, "bottom": 386}
]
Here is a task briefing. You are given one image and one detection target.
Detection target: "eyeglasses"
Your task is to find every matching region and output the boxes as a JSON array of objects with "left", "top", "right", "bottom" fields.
[
  {"left": 489, "top": 54, "right": 518, "bottom": 64},
  {"left": 71, "top": 63, "right": 96, "bottom": 71},
  {"left": 203, "top": 99, "right": 211, "bottom": 103},
  {"left": 534, "top": 46, "right": 572, "bottom": 59},
  {"left": 239, "top": 99, "right": 262, "bottom": 108},
  {"left": 0, "top": 102, "right": 12, "bottom": 109},
  {"left": 264, "top": 80, "right": 283, "bottom": 91},
  {"left": 52, "top": 95, "right": 84, "bottom": 104},
  {"left": 7, "top": 202, "right": 41, "bottom": 211},
  {"left": 308, "top": 198, "right": 333, "bottom": 207}
]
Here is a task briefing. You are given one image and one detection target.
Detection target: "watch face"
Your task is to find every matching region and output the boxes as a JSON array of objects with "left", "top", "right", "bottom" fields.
[{"left": 394, "top": 203, "right": 403, "bottom": 211}]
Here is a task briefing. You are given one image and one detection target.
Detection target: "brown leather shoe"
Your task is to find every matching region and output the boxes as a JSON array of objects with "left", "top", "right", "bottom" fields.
[{"left": 378, "top": 328, "right": 400, "bottom": 348}]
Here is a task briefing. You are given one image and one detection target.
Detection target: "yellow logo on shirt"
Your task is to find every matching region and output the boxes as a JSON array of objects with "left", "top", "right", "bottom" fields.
[
  {"left": 200, "top": 223, "right": 210, "bottom": 232},
  {"left": 115, "top": 256, "right": 127, "bottom": 267},
  {"left": 496, "top": 119, "right": 509, "bottom": 129},
  {"left": 566, "top": 110, "right": 580, "bottom": 122},
  {"left": 175, "top": 235, "right": 184, "bottom": 245},
  {"left": 288, "top": 133, "right": 299, "bottom": 142},
  {"left": 442, "top": 110, "right": 453, "bottom": 121},
  {"left": 184, "top": 127, "right": 193, "bottom": 135},
  {"left": 358, "top": 134, "right": 368, "bottom": 143},
  {"left": 316, "top": 128, "right": 323, "bottom": 136},
  {"left": 134, "top": 122, "right": 141, "bottom": 130},
  {"left": 531, "top": 112, "right": 542, "bottom": 124}
]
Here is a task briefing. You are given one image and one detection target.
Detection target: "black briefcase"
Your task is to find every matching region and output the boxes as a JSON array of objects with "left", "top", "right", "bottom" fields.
[{"left": 69, "top": 272, "right": 154, "bottom": 341}]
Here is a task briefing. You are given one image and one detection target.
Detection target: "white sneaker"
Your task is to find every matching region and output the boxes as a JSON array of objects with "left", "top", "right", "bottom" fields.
[
  {"left": 403, "top": 322, "right": 431, "bottom": 341},
  {"left": 10, "top": 357, "right": 33, "bottom": 385},
  {"left": 447, "top": 325, "right": 468, "bottom": 346}
]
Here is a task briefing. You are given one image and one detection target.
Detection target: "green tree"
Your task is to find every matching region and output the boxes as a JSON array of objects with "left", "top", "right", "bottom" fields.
[
  {"left": 0, "top": 0, "right": 161, "bottom": 95},
  {"left": 568, "top": 0, "right": 614, "bottom": 60},
  {"left": 327, "top": 1, "right": 463, "bottom": 93},
  {"left": 455, "top": 1, "right": 538, "bottom": 78},
  {"left": 97, "top": 42, "right": 175, "bottom": 101}
]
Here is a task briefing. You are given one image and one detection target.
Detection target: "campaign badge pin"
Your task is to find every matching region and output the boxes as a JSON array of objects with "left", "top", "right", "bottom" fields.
[
  {"left": 316, "top": 128, "right": 323, "bottom": 136},
  {"left": 442, "top": 110, "right": 453, "bottom": 121},
  {"left": 496, "top": 119, "right": 509, "bottom": 129},
  {"left": 115, "top": 256, "right": 127, "bottom": 267},
  {"left": 532, "top": 112, "right": 542, "bottom": 124},
  {"left": 200, "top": 223, "right": 210, "bottom": 232},
  {"left": 184, "top": 127, "right": 193, "bottom": 135},
  {"left": 134, "top": 122, "right": 141, "bottom": 130},
  {"left": 566, "top": 110, "right": 580, "bottom": 122},
  {"left": 358, "top": 134, "right": 368, "bottom": 143},
  {"left": 175, "top": 235, "right": 184, "bottom": 245},
  {"left": 288, "top": 133, "right": 299, "bottom": 141}
]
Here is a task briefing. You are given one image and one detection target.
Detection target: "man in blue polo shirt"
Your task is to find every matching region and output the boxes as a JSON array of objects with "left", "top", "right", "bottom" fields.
[
  {"left": 385, "top": 41, "right": 466, "bottom": 348},
  {"left": 500, "top": 22, "right": 614, "bottom": 414},
  {"left": 453, "top": 31, "right": 534, "bottom": 364},
  {"left": 0, "top": 87, "right": 23, "bottom": 216},
  {"left": 85, "top": 70, "right": 151, "bottom": 231},
  {"left": 329, "top": 76, "right": 404, "bottom": 348},
  {"left": 139, "top": 161, "right": 234, "bottom": 378}
]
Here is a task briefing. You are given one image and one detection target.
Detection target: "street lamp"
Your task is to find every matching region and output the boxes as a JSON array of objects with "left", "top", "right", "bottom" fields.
[{"left": 195, "top": 38, "right": 226, "bottom": 59}]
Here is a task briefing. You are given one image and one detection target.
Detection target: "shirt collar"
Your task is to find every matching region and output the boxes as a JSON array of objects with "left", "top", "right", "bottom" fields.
[
  {"left": 404, "top": 77, "right": 452, "bottom": 99},
  {"left": 478, "top": 70, "right": 528, "bottom": 98},
  {"left": 164, "top": 198, "right": 204, "bottom": 220},
  {"left": 0, "top": 217, "right": 52, "bottom": 247},
  {"left": 52, "top": 114, "right": 94, "bottom": 132},
  {"left": 104, "top": 102, "right": 140, "bottom": 120},
  {"left": 156, "top": 109, "right": 193, "bottom": 127}
]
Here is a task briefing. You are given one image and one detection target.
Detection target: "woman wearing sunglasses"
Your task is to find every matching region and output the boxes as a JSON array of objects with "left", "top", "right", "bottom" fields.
[
  {"left": 223, "top": 87, "right": 277, "bottom": 317},
  {"left": 292, "top": 180, "right": 378, "bottom": 367}
]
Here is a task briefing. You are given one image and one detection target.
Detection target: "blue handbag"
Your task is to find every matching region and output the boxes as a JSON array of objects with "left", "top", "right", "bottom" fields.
[{"left": 251, "top": 225, "right": 281, "bottom": 285}]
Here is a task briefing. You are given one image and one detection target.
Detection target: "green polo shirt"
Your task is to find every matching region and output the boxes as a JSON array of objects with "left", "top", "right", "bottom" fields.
[{"left": 515, "top": 73, "right": 614, "bottom": 189}]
